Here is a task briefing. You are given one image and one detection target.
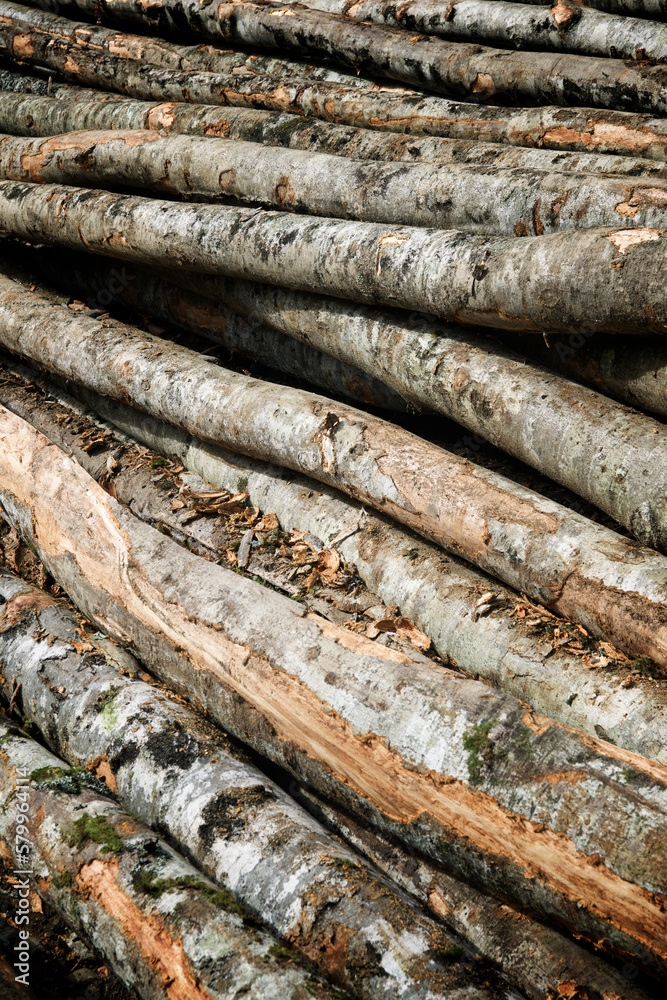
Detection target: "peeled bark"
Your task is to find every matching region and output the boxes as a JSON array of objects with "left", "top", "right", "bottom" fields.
[
  {"left": 509, "top": 331, "right": 667, "bottom": 419},
  {"left": 0, "top": 718, "right": 345, "bottom": 1000},
  {"left": 296, "top": 0, "right": 667, "bottom": 63},
  {"left": 3, "top": 265, "right": 667, "bottom": 656},
  {"left": 6, "top": 127, "right": 667, "bottom": 235},
  {"left": 3, "top": 407, "right": 667, "bottom": 977},
  {"left": 17, "top": 0, "right": 667, "bottom": 114},
  {"left": 0, "top": 569, "right": 488, "bottom": 1000},
  {"left": 9, "top": 90, "right": 667, "bottom": 181},
  {"left": 2, "top": 181, "right": 667, "bottom": 342},
  {"left": 27, "top": 249, "right": 667, "bottom": 545}
]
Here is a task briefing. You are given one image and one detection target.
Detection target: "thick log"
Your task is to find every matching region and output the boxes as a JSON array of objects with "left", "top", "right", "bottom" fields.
[
  {"left": 2, "top": 181, "right": 667, "bottom": 342},
  {"left": 17, "top": 0, "right": 667, "bottom": 114},
  {"left": 2, "top": 407, "right": 667, "bottom": 976},
  {"left": 0, "top": 717, "right": 346, "bottom": 1000},
  {"left": 8, "top": 21, "right": 667, "bottom": 163},
  {"left": 509, "top": 331, "right": 667, "bottom": 419},
  {"left": 2, "top": 266, "right": 667, "bottom": 656},
  {"left": 295, "top": 0, "right": 667, "bottom": 63},
  {"left": 29, "top": 368, "right": 667, "bottom": 767},
  {"left": 8, "top": 90, "right": 667, "bottom": 182},
  {"left": 6, "top": 127, "right": 667, "bottom": 235},
  {"left": 0, "top": 569, "right": 489, "bottom": 1000},
  {"left": 484, "top": 0, "right": 667, "bottom": 19}
]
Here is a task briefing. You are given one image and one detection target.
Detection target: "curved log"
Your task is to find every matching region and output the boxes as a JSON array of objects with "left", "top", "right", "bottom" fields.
[{"left": 5, "top": 128, "right": 667, "bottom": 235}]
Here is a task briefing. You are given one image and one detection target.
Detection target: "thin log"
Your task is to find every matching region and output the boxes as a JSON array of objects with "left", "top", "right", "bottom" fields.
[
  {"left": 28, "top": 366, "right": 667, "bottom": 767},
  {"left": 1, "top": 181, "right": 667, "bottom": 341},
  {"left": 295, "top": 0, "right": 667, "bottom": 63},
  {"left": 2, "top": 406, "right": 667, "bottom": 976},
  {"left": 2, "top": 266, "right": 667, "bottom": 657},
  {"left": 0, "top": 568, "right": 489, "bottom": 1000},
  {"left": 509, "top": 331, "right": 667, "bottom": 419},
  {"left": 0, "top": 717, "right": 346, "bottom": 1000},
  {"left": 26, "top": 249, "right": 667, "bottom": 545},
  {"left": 8, "top": 18, "right": 667, "bottom": 162},
  {"left": 6, "top": 127, "right": 667, "bottom": 235},
  {"left": 17, "top": 0, "right": 667, "bottom": 114},
  {"left": 8, "top": 89, "right": 667, "bottom": 181}
]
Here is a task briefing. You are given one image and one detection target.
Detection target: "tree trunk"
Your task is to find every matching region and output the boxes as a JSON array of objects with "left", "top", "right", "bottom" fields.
[
  {"left": 0, "top": 568, "right": 490, "bottom": 1000},
  {"left": 27, "top": 248, "right": 667, "bottom": 548},
  {"left": 7, "top": 17, "right": 667, "bottom": 162},
  {"left": 3, "top": 406, "right": 667, "bottom": 977},
  {"left": 31, "top": 366, "right": 667, "bottom": 768},
  {"left": 6, "top": 127, "right": 667, "bottom": 235},
  {"left": 8, "top": 88, "right": 667, "bottom": 182},
  {"left": 292, "top": 0, "right": 667, "bottom": 63},
  {"left": 508, "top": 330, "right": 667, "bottom": 419},
  {"left": 17, "top": 0, "right": 667, "bottom": 114},
  {"left": 2, "top": 265, "right": 667, "bottom": 654},
  {"left": 2, "top": 180, "right": 667, "bottom": 340},
  {"left": 0, "top": 717, "right": 345, "bottom": 1000},
  {"left": 483, "top": 0, "right": 667, "bottom": 19}
]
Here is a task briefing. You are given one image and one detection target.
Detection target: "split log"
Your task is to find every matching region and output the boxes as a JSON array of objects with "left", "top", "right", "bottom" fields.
[
  {"left": 0, "top": 717, "right": 346, "bottom": 1000},
  {"left": 0, "top": 569, "right": 488, "bottom": 1000},
  {"left": 296, "top": 0, "right": 667, "bottom": 63},
  {"left": 8, "top": 90, "right": 667, "bottom": 182},
  {"left": 8, "top": 19, "right": 667, "bottom": 162},
  {"left": 2, "top": 406, "right": 667, "bottom": 976},
  {"left": 2, "top": 266, "right": 667, "bottom": 657},
  {"left": 18, "top": 0, "right": 667, "bottom": 114},
  {"left": 2, "top": 181, "right": 667, "bottom": 341},
  {"left": 509, "top": 331, "right": 667, "bottom": 419},
  {"left": 25, "top": 365, "right": 667, "bottom": 768},
  {"left": 27, "top": 250, "right": 667, "bottom": 545},
  {"left": 6, "top": 128, "right": 667, "bottom": 235}
]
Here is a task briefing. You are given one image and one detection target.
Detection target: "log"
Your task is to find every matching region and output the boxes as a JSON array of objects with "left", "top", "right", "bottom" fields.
[
  {"left": 0, "top": 568, "right": 490, "bottom": 1000},
  {"left": 0, "top": 717, "right": 346, "bottom": 1000},
  {"left": 8, "top": 17, "right": 667, "bottom": 163},
  {"left": 488, "top": 0, "right": 667, "bottom": 19},
  {"left": 2, "top": 267, "right": 667, "bottom": 661},
  {"left": 295, "top": 0, "right": 667, "bottom": 63},
  {"left": 2, "top": 181, "right": 667, "bottom": 341},
  {"left": 23, "top": 364, "right": 667, "bottom": 768},
  {"left": 6, "top": 127, "right": 667, "bottom": 235},
  {"left": 509, "top": 331, "right": 667, "bottom": 419},
  {"left": 26, "top": 249, "right": 667, "bottom": 547},
  {"left": 17, "top": 0, "right": 667, "bottom": 114},
  {"left": 2, "top": 406, "right": 667, "bottom": 977},
  {"left": 8, "top": 88, "right": 667, "bottom": 181}
]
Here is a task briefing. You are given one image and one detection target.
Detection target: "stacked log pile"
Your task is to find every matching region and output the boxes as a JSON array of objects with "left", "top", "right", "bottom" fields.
[{"left": 0, "top": 1, "right": 666, "bottom": 998}]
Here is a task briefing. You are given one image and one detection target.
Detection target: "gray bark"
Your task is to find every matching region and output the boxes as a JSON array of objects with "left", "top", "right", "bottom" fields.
[
  {"left": 6, "top": 127, "right": 667, "bottom": 235},
  {"left": 2, "top": 181, "right": 667, "bottom": 340},
  {"left": 8, "top": 88, "right": 667, "bottom": 181},
  {"left": 0, "top": 717, "right": 346, "bottom": 1000},
  {"left": 2, "top": 405, "right": 667, "bottom": 977},
  {"left": 40, "top": 371, "right": 667, "bottom": 769},
  {"left": 0, "top": 568, "right": 491, "bottom": 1000},
  {"left": 26, "top": 249, "right": 667, "bottom": 545},
  {"left": 16, "top": 0, "right": 667, "bottom": 114},
  {"left": 2, "top": 265, "right": 667, "bottom": 655},
  {"left": 296, "top": 0, "right": 667, "bottom": 63}
]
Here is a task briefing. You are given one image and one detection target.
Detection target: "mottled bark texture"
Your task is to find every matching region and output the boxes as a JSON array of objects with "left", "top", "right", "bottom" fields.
[
  {"left": 0, "top": 569, "right": 489, "bottom": 1000},
  {"left": 39, "top": 372, "right": 667, "bottom": 768},
  {"left": 2, "top": 181, "right": 667, "bottom": 341},
  {"left": 16, "top": 0, "right": 667, "bottom": 113},
  {"left": 8, "top": 18, "right": 667, "bottom": 163},
  {"left": 4, "top": 269, "right": 667, "bottom": 660},
  {"left": 0, "top": 717, "right": 346, "bottom": 1000},
  {"left": 9, "top": 89, "right": 667, "bottom": 181},
  {"left": 294, "top": 0, "right": 667, "bottom": 63},
  {"left": 6, "top": 127, "right": 667, "bottom": 235},
  {"left": 509, "top": 331, "right": 667, "bottom": 418},
  {"left": 2, "top": 407, "right": 667, "bottom": 977}
]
